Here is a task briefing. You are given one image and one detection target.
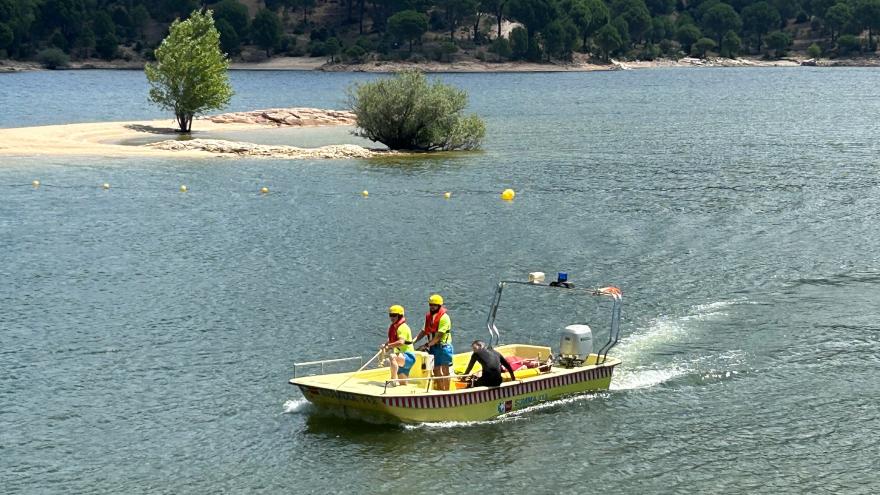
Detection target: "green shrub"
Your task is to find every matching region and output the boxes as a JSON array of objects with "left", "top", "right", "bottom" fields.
[
  {"left": 280, "top": 35, "right": 296, "bottom": 54},
  {"left": 637, "top": 42, "right": 660, "bottom": 60},
  {"left": 488, "top": 37, "right": 512, "bottom": 60},
  {"left": 37, "top": 48, "right": 70, "bottom": 69},
  {"left": 693, "top": 37, "right": 716, "bottom": 57},
  {"left": 355, "top": 36, "right": 375, "bottom": 51},
  {"left": 807, "top": 42, "right": 821, "bottom": 58},
  {"left": 308, "top": 40, "right": 327, "bottom": 57},
  {"left": 510, "top": 27, "right": 528, "bottom": 59},
  {"left": 435, "top": 41, "right": 457, "bottom": 61},
  {"left": 344, "top": 45, "right": 367, "bottom": 62},
  {"left": 347, "top": 70, "right": 486, "bottom": 151},
  {"left": 720, "top": 30, "right": 740, "bottom": 58},
  {"left": 837, "top": 34, "right": 860, "bottom": 54},
  {"left": 764, "top": 31, "right": 792, "bottom": 58}
]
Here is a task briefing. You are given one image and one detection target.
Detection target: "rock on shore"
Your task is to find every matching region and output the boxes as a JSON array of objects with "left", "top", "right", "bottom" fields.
[
  {"left": 146, "top": 138, "right": 379, "bottom": 159},
  {"left": 203, "top": 108, "right": 357, "bottom": 127}
]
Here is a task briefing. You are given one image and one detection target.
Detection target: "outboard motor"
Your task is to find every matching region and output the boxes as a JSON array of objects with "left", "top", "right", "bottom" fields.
[{"left": 557, "top": 324, "right": 593, "bottom": 368}]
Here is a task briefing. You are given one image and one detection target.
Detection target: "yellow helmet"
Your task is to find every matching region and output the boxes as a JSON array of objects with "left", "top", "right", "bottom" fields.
[
  {"left": 428, "top": 294, "right": 444, "bottom": 305},
  {"left": 389, "top": 305, "right": 405, "bottom": 316}
]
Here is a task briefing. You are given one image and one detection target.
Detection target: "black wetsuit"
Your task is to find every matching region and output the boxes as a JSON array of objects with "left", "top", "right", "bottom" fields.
[{"left": 464, "top": 348, "right": 516, "bottom": 387}]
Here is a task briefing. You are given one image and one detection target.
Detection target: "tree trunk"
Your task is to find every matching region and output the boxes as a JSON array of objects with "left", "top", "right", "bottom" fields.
[
  {"left": 358, "top": 0, "right": 365, "bottom": 34},
  {"left": 496, "top": 10, "right": 503, "bottom": 40},
  {"left": 473, "top": 13, "right": 482, "bottom": 42},
  {"left": 176, "top": 112, "right": 192, "bottom": 132}
]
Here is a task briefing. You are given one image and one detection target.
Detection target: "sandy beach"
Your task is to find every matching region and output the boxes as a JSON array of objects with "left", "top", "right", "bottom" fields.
[{"left": 0, "top": 109, "right": 379, "bottom": 160}]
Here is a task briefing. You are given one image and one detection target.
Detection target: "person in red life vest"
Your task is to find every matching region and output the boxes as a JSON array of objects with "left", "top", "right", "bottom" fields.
[
  {"left": 381, "top": 305, "right": 416, "bottom": 386},
  {"left": 414, "top": 294, "right": 454, "bottom": 391}
]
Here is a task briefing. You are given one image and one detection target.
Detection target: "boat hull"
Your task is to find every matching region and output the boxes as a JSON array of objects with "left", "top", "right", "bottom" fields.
[{"left": 294, "top": 361, "right": 617, "bottom": 423}]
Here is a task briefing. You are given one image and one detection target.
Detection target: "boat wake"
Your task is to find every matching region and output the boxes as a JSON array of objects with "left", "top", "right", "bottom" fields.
[{"left": 608, "top": 299, "right": 748, "bottom": 391}]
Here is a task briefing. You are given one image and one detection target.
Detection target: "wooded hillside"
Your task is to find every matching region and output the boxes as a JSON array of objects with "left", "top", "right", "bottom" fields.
[{"left": 2, "top": 0, "right": 878, "bottom": 65}]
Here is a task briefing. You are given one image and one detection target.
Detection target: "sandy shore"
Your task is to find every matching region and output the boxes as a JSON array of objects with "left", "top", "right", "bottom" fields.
[{"left": 0, "top": 109, "right": 379, "bottom": 160}]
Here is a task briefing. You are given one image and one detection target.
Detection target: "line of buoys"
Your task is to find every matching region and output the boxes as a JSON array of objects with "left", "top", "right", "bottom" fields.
[{"left": 21, "top": 182, "right": 520, "bottom": 201}]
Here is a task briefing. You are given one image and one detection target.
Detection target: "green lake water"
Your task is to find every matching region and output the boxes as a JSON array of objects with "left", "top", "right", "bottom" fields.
[{"left": 1, "top": 68, "right": 879, "bottom": 494}]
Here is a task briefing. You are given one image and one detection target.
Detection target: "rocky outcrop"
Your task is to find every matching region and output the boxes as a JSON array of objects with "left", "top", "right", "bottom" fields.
[
  {"left": 146, "top": 138, "right": 380, "bottom": 159},
  {"left": 203, "top": 108, "right": 357, "bottom": 127}
]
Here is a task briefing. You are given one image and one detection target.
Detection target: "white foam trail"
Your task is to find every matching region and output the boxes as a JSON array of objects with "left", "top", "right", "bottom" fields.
[
  {"left": 502, "top": 392, "right": 605, "bottom": 416},
  {"left": 610, "top": 366, "right": 687, "bottom": 390},
  {"left": 282, "top": 398, "right": 310, "bottom": 414},
  {"left": 403, "top": 420, "right": 497, "bottom": 430},
  {"left": 605, "top": 299, "right": 747, "bottom": 389}
]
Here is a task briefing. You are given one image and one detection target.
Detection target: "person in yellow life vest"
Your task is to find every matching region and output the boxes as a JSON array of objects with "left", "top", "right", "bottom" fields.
[
  {"left": 381, "top": 305, "right": 416, "bottom": 386},
  {"left": 414, "top": 294, "right": 453, "bottom": 391}
]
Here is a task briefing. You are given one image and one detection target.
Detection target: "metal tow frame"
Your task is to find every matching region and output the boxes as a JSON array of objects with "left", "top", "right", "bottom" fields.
[{"left": 485, "top": 279, "right": 623, "bottom": 363}]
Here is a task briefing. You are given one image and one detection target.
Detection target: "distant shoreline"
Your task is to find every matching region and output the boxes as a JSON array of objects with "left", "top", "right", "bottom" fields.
[{"left": 3, "top": 55, "right": 880, "bottom": 74}]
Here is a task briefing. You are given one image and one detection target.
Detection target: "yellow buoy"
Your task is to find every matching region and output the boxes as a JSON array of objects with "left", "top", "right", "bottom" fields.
[
  {"left": 501, "top": 188, "right": 516, "bottom": 201},
  {"left": 179, "top": 185, "right": 188, "bottom": 192},
  {"left": 32, "top": 180, "right": 40, "bottom": 187},
  {"left": 102, "top": 183, "right": 110, "bottom": 190},
  {"left": 361, "top": 190, "right": 369, "bottom": 197},
  {"left": 444, "top": 192, "right": 452, "bottom": 199},
  {"left": 260, "top": 186, "right": 269, "bottom": 194}
]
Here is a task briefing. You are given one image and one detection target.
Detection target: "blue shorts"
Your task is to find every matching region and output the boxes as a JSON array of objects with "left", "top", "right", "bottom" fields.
[
  {"left": 398, "top": 351, "right": 416, "bottom": 375},
  {"left": 429, "top": 344, "right": 454, "bottom": 366}
]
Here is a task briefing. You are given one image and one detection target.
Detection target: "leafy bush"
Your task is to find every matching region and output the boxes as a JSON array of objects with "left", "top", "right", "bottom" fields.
[
  {"left": 807, "top": 42, "right": 821, "bottom": 58},
  {"left": 436, "top": 41, "right": 457, "bottom": 61},
  {"left": 837, "top": 34, "right": 860, "bottom": 54},
  {"left": 347, "top": 70, "right": 486, "bottom": 151},
  {"left": 721, "top": 30, "right": 741, "bottom": 58},
  {"left": 280, "top": 35, "right": 296, "bottom": 55},
  {"left": 37, "top": 48, "right": 70, "bottom": 69},
  {"left": 489, "top": 37, "right": 512, "bottom": 60},
  {"left": 693, "top": 37, "right": 716, "bottom": 57},
  {"left": 510, "top": 27, "right": 528, "bottom": 60},
  {"left": 96, "top": 33, "right": 119, "bottom": 59},
  {"left": 355, "top": 36, "right": 374, "bottom": 51},
  {"left": 308, "top": 40, "right": 327, "bottom": 57},
  {"left": 637, "top": 42, "right": 660, "bottom": 60},
  {"left": 764, "top": 31, "right": 792, "bottom": 57},
  {"left": 344, "top": 45, "right": 367, "bottom": 62}
]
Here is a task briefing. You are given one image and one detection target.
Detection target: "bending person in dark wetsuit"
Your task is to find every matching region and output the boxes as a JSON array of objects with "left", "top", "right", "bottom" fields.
[{"left": 463, "top": 340, "right": 517, "bottom": 387}]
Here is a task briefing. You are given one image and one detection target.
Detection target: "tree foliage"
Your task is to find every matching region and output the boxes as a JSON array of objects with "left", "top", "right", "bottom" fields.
[
  {"left": 252, "top": 8, "right": 282, "bottom": 56},
  {"left": 387, "top": 10, "right": 428, "bottom": 52},
  {"left": 347, "top": 70, "right": 485, "bottom": 151},
  {"left": 144, "top": 10, "right": 233, "bottom": 132}
]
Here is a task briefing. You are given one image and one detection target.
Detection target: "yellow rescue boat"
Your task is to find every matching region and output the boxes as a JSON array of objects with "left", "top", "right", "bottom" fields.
[{"left": 290, "top": 273, "right": 623, "bottom": 423}]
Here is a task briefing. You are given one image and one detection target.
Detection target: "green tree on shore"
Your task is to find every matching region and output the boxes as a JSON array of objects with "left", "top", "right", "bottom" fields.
[
  {"left": 252, "top": 8, "right": 282, "bottom": 56},
  {"left": 387, "top": 10, "right": 428, "bottom": 52},
  {"left": 347, "top": 70, "right": 485, "bottom": 151},
  {"left": 144, "top": 10, "right": 233, "bottom": 132}
]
